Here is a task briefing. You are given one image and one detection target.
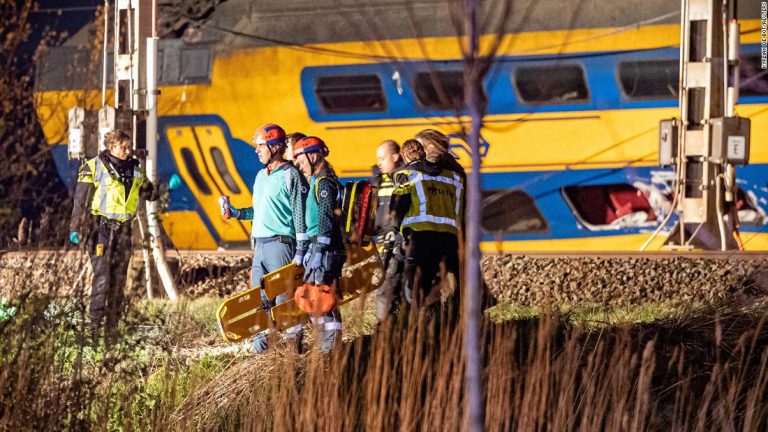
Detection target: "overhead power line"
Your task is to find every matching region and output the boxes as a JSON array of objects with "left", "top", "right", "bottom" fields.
[{"left": 32, "top": 6, "right": 99, "bottom": 14}]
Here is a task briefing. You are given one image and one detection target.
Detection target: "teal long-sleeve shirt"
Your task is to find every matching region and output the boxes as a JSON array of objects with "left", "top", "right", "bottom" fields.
[
  {"left": 235, "top": 162, "right": 309, "bottom": 252},
  {"left": 305, "top": 167, "right": 343, "bottom": 252}
]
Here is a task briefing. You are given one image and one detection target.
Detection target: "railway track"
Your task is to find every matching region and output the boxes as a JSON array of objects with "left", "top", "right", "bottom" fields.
[
  {"left": 1, "top": 249, "right": 766, "bottom": 260},
  {"left": 2, "top": 247, "right": 767, "bottom": 306}
]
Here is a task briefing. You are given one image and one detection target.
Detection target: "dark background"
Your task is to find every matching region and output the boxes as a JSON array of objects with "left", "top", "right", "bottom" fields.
[{"left": 1, "top": 0, "right": 100, "bottom": 248}]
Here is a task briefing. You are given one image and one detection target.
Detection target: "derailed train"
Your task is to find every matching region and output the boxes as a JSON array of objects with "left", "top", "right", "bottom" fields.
[{"left": 34, "top": 0, "right": 768, "bottom": 251}]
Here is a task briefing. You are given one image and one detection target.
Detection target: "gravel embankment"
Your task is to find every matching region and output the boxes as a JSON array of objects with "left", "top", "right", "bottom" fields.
[
  {"left": 482, "top": 255, "right": 768, "bottom": 306},
  {"left": 3, "top": 251, "right": 767, "bottom": 306}
]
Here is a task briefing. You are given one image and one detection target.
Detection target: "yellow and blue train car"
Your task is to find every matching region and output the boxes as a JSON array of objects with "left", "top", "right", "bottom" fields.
[{"left": 34, "top": 0, "right": 768, "bottom": 251}]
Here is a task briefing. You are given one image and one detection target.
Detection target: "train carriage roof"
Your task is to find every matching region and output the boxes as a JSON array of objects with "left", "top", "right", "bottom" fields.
[{"left": 35, "top": 0, "right": 763, "bottom": 92}]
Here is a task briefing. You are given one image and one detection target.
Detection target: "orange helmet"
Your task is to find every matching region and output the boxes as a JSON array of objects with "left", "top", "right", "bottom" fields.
[
  {"left": 252, "top": 124, "right": 287, "bottom": 147},
  {"left": 293, "top": 136, "right": 329, "bottom": 159}
]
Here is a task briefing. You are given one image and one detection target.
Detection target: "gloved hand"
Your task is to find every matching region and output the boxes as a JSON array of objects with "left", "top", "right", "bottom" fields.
[
  {"left": 168, "top": 173, "right": 182, "bottom": 190},
  {"left": 292, "top": 249, "right": 306, "bottom": 266},
  {"left": 383, "top": 231, "right": 396, "bottom": 248},
  {"left": 302, "top": 251, "right": 312, "bottom": 268},
  {"left": 304, "top": 250, "right": 326, "bottom": 283},
  {"left": 217, "top": 196, "right": 240, "bottom": 219},
  {"left": 69, "top": 231, "right": 80, "bottom": 244}
]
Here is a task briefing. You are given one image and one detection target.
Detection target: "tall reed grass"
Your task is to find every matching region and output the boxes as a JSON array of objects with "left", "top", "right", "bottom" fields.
[
  {"left": 173, "top": 303, "right": 768, "bottom": 431},
  {"left": 2, "top": 254, "right": 768, "bottom": 431}
]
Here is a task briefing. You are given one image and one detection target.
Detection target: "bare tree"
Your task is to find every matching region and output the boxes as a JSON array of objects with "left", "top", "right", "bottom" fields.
[
  {"left": 0, "top": 0, "right": 69, "bottom": 247},
  {"left": 452, "top": 0, "right": 513, "bottom": 428}
]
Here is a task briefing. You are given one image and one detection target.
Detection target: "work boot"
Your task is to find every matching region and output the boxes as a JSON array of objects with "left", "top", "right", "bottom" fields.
[
  {"left": 316, "top": 329, "right": 341, "bottom": 353},
  {"left": 284, "top": 330, "right": 305, "bottom": 355}
]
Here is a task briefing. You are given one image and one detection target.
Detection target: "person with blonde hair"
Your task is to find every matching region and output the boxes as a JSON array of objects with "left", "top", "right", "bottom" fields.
[
  {"left": 414, "top": 129, "right": 465, "bottom": 178},
  {"left": 391, "top": 133, "right": 464, "bottom": 308},
  {"left": 400, "top": 139, "right": 426, "bottom": 164}
]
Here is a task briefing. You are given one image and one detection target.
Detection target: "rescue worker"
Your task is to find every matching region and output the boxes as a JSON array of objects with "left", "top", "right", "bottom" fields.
[
  {"left": 391, "top": 138, "right": 463, "bottom": 308},
  {"left": 219, "top": 123, "right": 309, "bottom": 353},
  {"left": 284, "top": 132, "right": 306, "bottom": 161},
  {"left": 68, "top": 130, "right": 158, "bottom": 333},
  {"left": 414, "top": 130, "right": 497, "bottom": 310},
  {"left": 400, "top": 139, "right": 426, "bottom": 164},
  {"left": 293, "top": 136, "right": 345, "bottom": 352},
  {"left": 415, "top": 129, "right": 466, "bottom": 180},
  {"left": 371, "top": 140, "right": 404, "bottom": 322}
]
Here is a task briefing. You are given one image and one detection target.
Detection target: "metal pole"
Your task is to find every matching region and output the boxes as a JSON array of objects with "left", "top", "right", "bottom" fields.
[
  {"left": 136, "top": 209, "right": 154, "bottom": 298},
  {"left": 146, "top": 0, "right": 178, "bottom": 300},
  {"left": 677, "top": 0, "right": 689, "bottom": 246},
  {"left": 463, "top": 0, "right": 484, "bottom": 429},
  {"left": 101, "top": 0, "right": 109, "bottom": 107}
]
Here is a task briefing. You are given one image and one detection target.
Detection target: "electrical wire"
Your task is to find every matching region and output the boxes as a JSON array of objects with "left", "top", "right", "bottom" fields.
[
  {"left": 208, "top": 10, "right": 714, "bottom": 63},
  {"left": 32, "top": 6, "right": 100, "bottom": 14}
]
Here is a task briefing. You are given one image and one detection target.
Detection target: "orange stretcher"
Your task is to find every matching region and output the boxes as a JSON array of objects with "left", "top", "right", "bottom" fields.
[{"left": 216, "top": 243, "right": 383, "bottom": 342}]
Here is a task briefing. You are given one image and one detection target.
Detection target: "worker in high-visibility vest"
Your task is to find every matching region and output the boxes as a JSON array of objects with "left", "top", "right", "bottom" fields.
[
  {"left": 68, "top": 130, "right": 160, "bottom": 332},
  {"left": 220, "top": 123, "right": 309, "bottom": 353},
  {"left": 391, "top": 137, "right": 464, "bottom": 308},
  {"left": 293, "top": 136, "right": 345, "bottom": 352},
  {"left": 371, "top": 139, "right": 404, "bottom": 322}
]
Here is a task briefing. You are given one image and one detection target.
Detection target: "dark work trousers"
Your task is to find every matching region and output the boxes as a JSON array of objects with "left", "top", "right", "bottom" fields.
[
  {"left": 375, "top": 245, "right": 404, "bottom": 322},
  {"left": 402, "top": 230, "right": 460, "bottom": 308},
  {"left": 87, "top": 217, "right": 132, "bottom": 332},
  {"left": 306, "top": 245, "right": 346, "bottom": 353}
]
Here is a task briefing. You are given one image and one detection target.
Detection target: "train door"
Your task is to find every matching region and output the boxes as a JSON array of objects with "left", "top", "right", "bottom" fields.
[{"left": 166, "top": 124, "right": 252, "bottom": 246}]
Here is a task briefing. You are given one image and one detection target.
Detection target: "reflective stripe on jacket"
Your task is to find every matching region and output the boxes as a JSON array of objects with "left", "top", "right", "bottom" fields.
[
  {"left": 374, "top": 173, "right": 398, "bottom": 236},
  {"left": 393, "top": 166, "right": 463, "bottom": 235}
]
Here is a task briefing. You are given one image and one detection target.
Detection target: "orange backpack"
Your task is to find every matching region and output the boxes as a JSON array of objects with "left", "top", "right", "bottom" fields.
[{"left": 294, "top": 282, "right": 337, "bottom": 314}]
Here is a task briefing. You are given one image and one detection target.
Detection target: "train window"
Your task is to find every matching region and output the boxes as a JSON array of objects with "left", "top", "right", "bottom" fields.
[
  {"left": 414, "top": 70, "right": 464, "bottom": 110},
  {"left": 735, "top": 187, "right": 766, "bottom": 226},
  {"left": 156, "top": 49, "right": 165, "bottom": 83},
  {"left": 314, "top": 75, "right": 386, "bottom": 113},
  {"left": 514, "top": 64, "right": 588, "bottom": 104},
  {"left": 618, "top": 60, "right": 679, "bottom": 100},
  {"left": 180, "top": 47, "right": 211, "bottom": 83},
  {"left": 562, "top": 184, "right": 657, "bottom": 230},
  {"left": 738, "top": 55, "right": 768, "bottom": 96},
  {"left": 481, "top": 189, "right": 547, "bottom": 234},
  {"left": 180, "top": 148, "right": 212, "bottom": 195},
  {"left": 105, "top": 52, "right": 114, "bottom": 85},
  {"left": 102, "top": 50, "right": 163, "bottom": 85},
  {"left": 210, "top": 147, "right": 241, "bottom": 194}
]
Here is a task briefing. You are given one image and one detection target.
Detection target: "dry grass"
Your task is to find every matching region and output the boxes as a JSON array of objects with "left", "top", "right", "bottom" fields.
[
  {"left": 167, "top": 302, "right": 768, "bottom": 431},
  {"left": 3, "top": 254, "right": 768, "bottom": 431}
]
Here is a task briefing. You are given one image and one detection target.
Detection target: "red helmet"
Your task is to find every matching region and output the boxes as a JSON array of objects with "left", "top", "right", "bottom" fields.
[
  {"left": 252, "top": 124, "right": 286, "bottom": 147},
  {"left": 293, "top": 136, "right": 329, "bottom": 159}
]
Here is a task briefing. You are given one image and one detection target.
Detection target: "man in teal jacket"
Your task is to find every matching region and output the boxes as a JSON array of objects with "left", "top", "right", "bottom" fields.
[{"left": 220, "top": 123, "right": 309, "bottom": 353}]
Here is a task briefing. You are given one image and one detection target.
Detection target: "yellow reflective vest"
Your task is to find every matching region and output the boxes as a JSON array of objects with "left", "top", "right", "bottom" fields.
[
  {"left": 78, "top": 156, "right": 144, "bottom": 222},
  {"left": 392, "top": 164, "right": 464, "bottom": 235},
  {"left": 377, "top": 173, "right": 395, "bottom": 199}
]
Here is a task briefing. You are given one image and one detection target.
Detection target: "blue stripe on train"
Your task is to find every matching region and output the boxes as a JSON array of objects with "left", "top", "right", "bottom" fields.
[{"left": 301, "top": 44, "right": 768, "bottom": 123}]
